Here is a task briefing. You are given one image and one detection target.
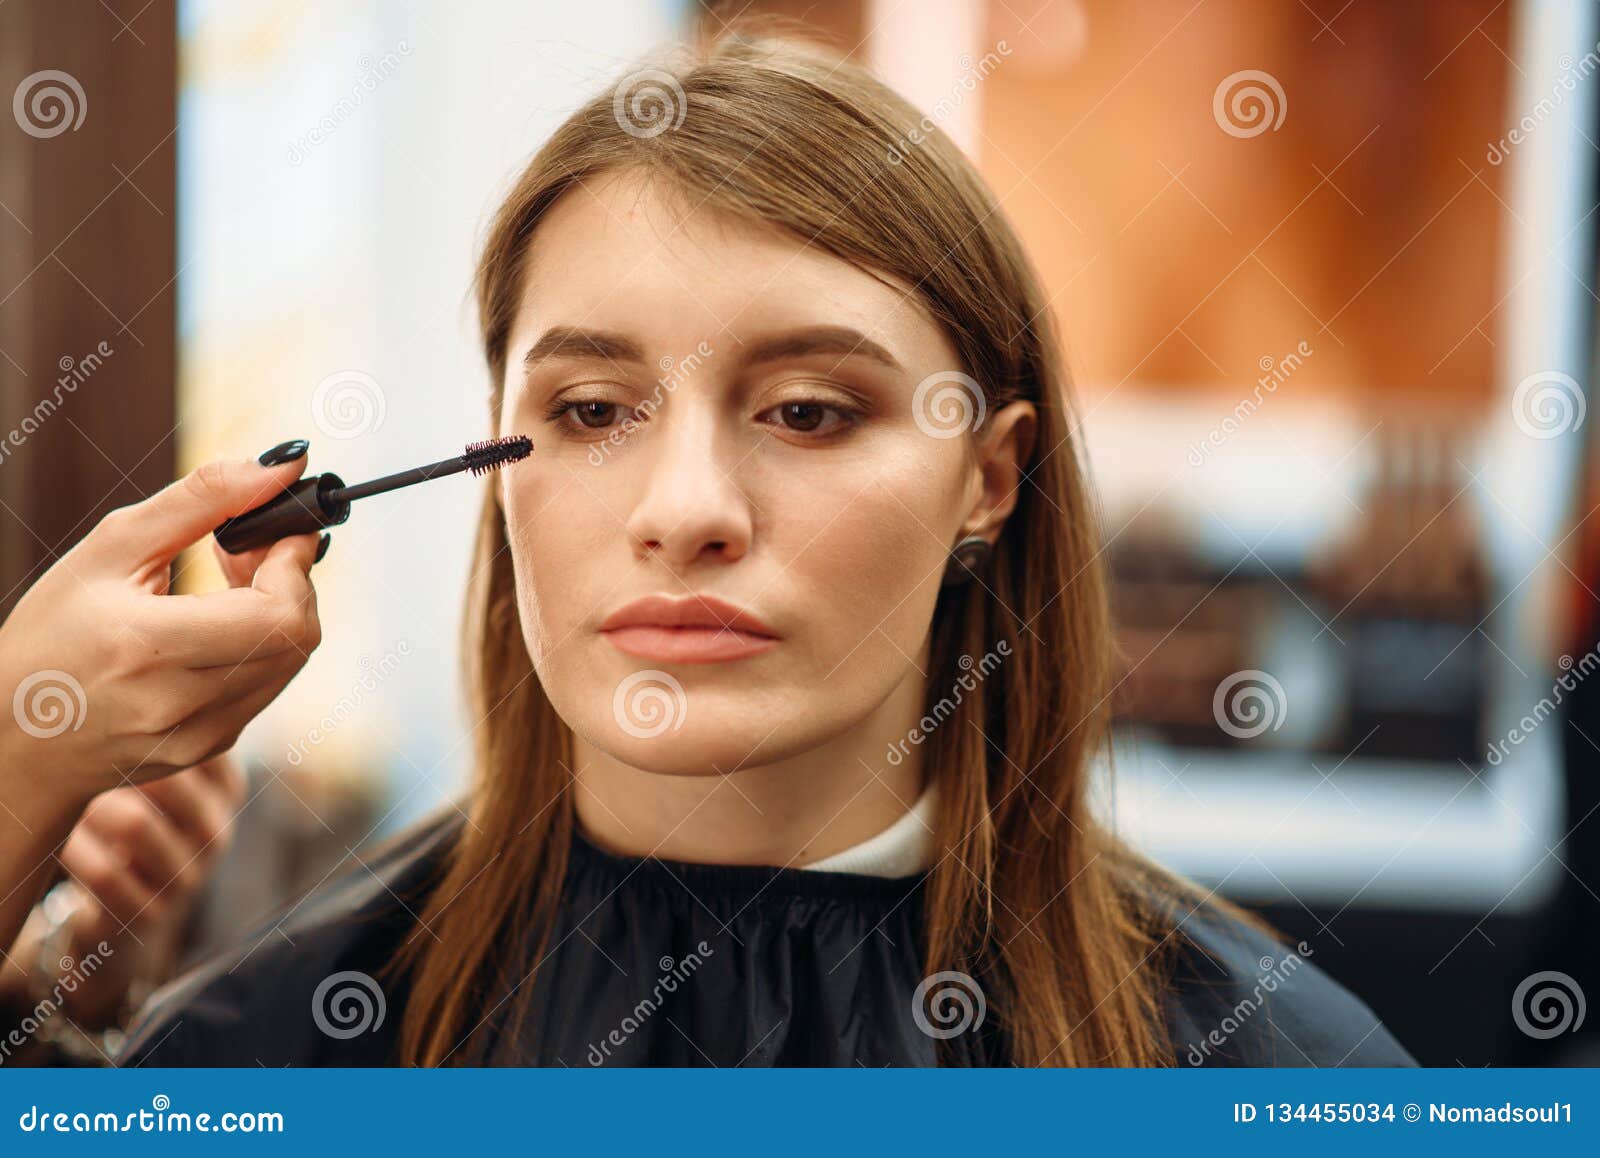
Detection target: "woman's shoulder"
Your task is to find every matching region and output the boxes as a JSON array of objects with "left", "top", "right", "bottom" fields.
[
  {"left": 115, "top": 809, "right": 463, "bottom": 1067},
  {"left": 1158, "top": 889, "right": 1418, "bottom": 1067}
]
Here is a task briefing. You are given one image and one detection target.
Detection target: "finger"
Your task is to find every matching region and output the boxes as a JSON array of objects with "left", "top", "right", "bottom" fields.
[
  {"left": 250, "top": 530, "right": 321, "bottom": 601},
  {"left": 58, "top": 834, "right": 157, "bottom": 929},
  {"left": 93, "top": 454, "right": 310, "bottom": 570},
  {"left": 226, "top": 530, "right": 322, "bottom": 664},
  {"left": 137, "top": 764, "right": 239, "bottom": 852},
  {"left": 212, "top": 535, "right": 273, "bottom": 590},
  {"left": 194, "top": 651, "right": 296, "bottom": 694},
  {"left": 61, "top": 887, "right": 122, "bottom": 949},
  {"left": 79, "top": 791, "right": 198, "bottom": 897},
  {"left": 134, "top": 549, "right": 323, "bottom": 666}
]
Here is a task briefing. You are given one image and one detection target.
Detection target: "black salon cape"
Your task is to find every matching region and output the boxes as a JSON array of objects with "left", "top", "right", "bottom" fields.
[{"left": 115, "top": 813, "right": 1416, "bottom": 1067}]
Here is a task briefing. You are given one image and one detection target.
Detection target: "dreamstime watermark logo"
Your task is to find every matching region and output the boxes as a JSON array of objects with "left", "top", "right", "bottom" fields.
[
  {"left": 1187, "top": 340, "right": 1313, "bottom": 466},
  {"left": 586, "top": 341, "right": 714, "bottom": 466},
  {"left": 1184, "top": 941, "right": 1314, "bottom": 1065},
  {"left": 1212, "top": 70, "right": 1286, "bottom": 138},
  {"left": 12, "top": 670, "right": 87, "bottom": 740},
  {"left": 1512, "top": 970, "right": 1586, "bottom": 1040},
  {"left": 886, "top": 41, "right": 1013, "bottom": 163},
  {"left": 16, "top": 1094, "right": 283, "bottom": 1133},
  {"left": 1511, "top": 370, "right": 1585, "bottom": 439},
  {"left": 912, "top": 370, "right": 986, "bottom": 439},
  {"left": 1488, "top": 46, "right": 1600, "bottom": 165},
  {"left": 311, "top": 369, "right": 387, "bottom": 439},
  {"left": 886, "top": 640, "right": 1011, "bottom": 766},
  {"left": 0, "top": 340, "right": 114, "bottom": 467},
  {"left": 311, "top": 970, "right": 386, "bottom": 1039},
  {"left": 612, "top": 670, "right": 688, "bottom": 739},
  {"left": 1487, "top": 646, "right": 1600, "bottom": 766},
  {"left": 1212, "top": 669, "right": 1287, "bottom": 739},
  {"left": 912, "top": 971, "right": 986, "bottom": 1040},
  {"left": 0, "top": 935, "right": 113, "bottom": 1066},
  {"left": 285, "top": 642, "right": 411, "bottom": 766},
  {"left": 586, "top": 942, "right": 714, "bottom": 1064},
  {"left": 612, "top": 68, "right": 686, "bottom": 138},
  {"left": 13, "top": 70, "right": 86, "bottom": 139},
  {"left": 287, "top": 42, "right": 411, "bottom": 165}
]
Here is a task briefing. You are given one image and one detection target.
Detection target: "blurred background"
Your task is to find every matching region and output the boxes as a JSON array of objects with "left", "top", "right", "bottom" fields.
[{"left": 2, "top": 0, "right": 1598, "bottom": 1065}]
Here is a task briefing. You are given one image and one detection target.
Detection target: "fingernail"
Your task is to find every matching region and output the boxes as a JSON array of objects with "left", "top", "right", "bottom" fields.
[
  {"left": 313, "top": 532, "right": 331, "bottom": 564},
  {"left": 258, "top": 439, "right": 309, "bottom": 466}
]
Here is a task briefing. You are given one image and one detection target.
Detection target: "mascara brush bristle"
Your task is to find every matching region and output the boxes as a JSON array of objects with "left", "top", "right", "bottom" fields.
[{"left": 463, "top": 434, "right": 533, "bottom": 476}]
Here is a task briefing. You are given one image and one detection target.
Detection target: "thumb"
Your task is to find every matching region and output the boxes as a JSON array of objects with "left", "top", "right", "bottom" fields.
[{"left": 95, "top": 452, "right": 310, "bottom": 570}]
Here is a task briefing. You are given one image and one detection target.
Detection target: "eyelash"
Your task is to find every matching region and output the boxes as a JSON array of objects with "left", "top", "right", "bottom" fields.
[{"left": 540, "top": 393, "right": 866, "bottom": 439}]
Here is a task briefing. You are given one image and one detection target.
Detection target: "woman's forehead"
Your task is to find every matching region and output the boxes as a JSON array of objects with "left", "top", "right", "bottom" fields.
[{"left": 511, "top": 171, "right": 948, "bottom": 370}]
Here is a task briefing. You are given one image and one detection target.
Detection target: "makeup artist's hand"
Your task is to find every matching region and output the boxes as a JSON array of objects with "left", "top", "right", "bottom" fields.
[
  {"left": 0, "top": 446, "right": 325, "bottom": 820},
  {"left": 0, "top": 754, "right": 246, "bottom": 1032}
]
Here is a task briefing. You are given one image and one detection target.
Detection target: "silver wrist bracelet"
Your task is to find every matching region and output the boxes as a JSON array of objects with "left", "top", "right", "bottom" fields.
[{"left": 27, "top": 881, "right": 148, "bottom": 1064}]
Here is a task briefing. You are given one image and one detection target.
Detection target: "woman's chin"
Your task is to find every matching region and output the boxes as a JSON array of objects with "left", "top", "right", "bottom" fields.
[{"left": 576, "top": 720, "right": 812, "bottom": 777}]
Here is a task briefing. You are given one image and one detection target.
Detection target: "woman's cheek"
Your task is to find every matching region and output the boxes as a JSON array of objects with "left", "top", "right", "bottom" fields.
[
  {"left": 794, "top": 487, "right": 947, "bottom": 664},
  {"left": 503, "top": 489, "right": 588, "bottom": 665}
]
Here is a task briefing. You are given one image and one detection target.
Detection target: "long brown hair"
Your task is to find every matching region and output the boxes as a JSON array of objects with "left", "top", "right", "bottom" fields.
[{"left": 394, "top": 29, "right": 1253, "bottom": 1067}]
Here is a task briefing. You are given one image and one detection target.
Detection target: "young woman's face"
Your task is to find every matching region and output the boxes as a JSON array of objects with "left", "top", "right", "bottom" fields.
[{"left": 497, "top": 169, "right": 1001, "bottom": 775}]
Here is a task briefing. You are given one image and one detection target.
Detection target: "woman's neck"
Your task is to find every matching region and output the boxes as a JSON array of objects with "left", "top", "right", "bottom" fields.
[{"left": 571, "top": 665, "right": 928, "bottom": 868}]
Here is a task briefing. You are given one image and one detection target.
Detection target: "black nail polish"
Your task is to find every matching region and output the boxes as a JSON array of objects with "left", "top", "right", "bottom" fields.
[
  {"left": 313, "top": 532, "right": 331, "bottom": 564},
  {"left": 258, "top": 439, "right": 309, "bottom": 466}
]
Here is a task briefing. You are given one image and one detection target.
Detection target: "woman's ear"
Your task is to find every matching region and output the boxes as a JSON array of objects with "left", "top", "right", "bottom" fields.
[{"left": 961, "top": 400, "right": 1037, "bottom": 541}]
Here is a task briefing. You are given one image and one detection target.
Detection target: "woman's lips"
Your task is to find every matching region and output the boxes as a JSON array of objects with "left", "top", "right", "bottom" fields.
[
  {"left": 599, "top": 593, "right": 779, "bottom": 663},
  {"left": 602, "top": 625, "right": 779, "bottom": 663}
]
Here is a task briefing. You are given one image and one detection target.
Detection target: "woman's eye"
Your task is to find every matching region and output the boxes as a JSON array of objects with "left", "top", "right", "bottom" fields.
[
  {"left": 546, "top": 398, "right": 625, "bottom": 431},
  {"left": 761, "top": 401, "right": 857, "bottom": 436},
  {"left": 570, "top": 401, "right": 618, "bottom": 429},
  {"left": 546, "top": 396, "right": 857, "bottom": 438}
]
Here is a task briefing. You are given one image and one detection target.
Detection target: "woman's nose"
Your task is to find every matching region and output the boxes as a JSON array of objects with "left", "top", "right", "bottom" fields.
[{"left": 623, "top": 411, "right": 753, "bottom": 569}]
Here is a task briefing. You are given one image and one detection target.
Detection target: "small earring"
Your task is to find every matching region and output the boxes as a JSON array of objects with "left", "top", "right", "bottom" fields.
[{"left": 941, "top": 535, "right": 992, "bottom": 587}]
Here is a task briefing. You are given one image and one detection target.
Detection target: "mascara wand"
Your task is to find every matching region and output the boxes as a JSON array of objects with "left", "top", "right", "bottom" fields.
[{"left": 214, "top": 434, "right": 532, "bottom": 554}]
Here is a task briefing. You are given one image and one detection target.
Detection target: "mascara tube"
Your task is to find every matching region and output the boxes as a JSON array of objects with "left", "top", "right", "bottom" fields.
[
  {"left": 214, "top": 473, "right": 352, "bottom": 554},
  {"left": 213, "top": 435, "right": 532, "bottom": 554}
]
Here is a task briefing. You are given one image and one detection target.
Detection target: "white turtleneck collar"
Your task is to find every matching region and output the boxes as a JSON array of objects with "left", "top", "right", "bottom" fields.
[{"left": 798, "top": 781, "right": 937, "bottom": 878}]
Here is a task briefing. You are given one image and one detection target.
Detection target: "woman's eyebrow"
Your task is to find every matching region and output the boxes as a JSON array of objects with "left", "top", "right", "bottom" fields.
[
  {"left": 521, "top": 324, "right": 904, "bottom": 373},
  {"left": 522, "top": 326, "right": 646, "bottom": 370},
  {"left": 738, "top": 325, "right": 903, "bottom": 371}
]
